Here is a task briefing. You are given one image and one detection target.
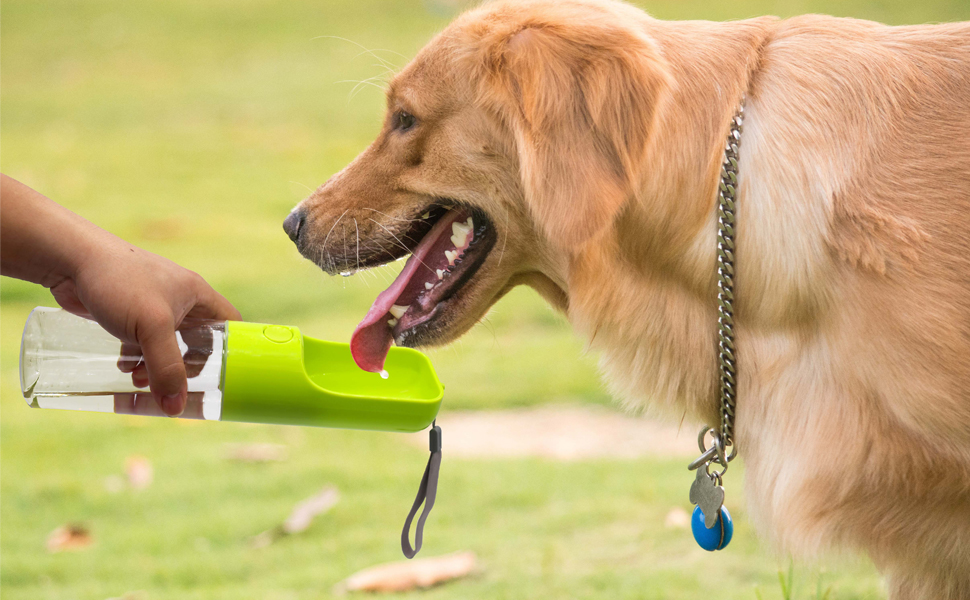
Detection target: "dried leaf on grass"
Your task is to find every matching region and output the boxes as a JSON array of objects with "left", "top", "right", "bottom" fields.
[
  {"left": 47, "top": 524, "right": 93, "bottom": 552},
  {"left": 283, "top": 487, "right": 339, "bottom": 534},
  {"left": 224, "top": 443, "right": 288, "bottom": 463},
  {"left": 125, "top": 456, "right": 153, "bottom": 490},
  {"left": 251, "top": 486, "right": 340, "bottom": 548},
  {"left": 334, "top": 551, "right": 479, "bottom": 594}
]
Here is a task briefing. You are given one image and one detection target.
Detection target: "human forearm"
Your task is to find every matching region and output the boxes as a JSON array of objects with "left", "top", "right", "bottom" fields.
[{"left": 0, "top": 174, "right": 118, "bottom": 288}]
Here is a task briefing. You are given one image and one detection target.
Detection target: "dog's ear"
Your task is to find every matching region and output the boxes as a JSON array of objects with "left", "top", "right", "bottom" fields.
[{"left": 490, "top": 23, "right": 668, "bottom": 249}]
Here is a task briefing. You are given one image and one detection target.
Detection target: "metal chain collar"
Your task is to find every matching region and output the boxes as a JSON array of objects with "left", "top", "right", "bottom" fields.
[
  {"left": 717, "top": 104, "right": 743, "bottom": 451},
  {"left": 690, "top": 102, "right": 744, "bottom": 477}
]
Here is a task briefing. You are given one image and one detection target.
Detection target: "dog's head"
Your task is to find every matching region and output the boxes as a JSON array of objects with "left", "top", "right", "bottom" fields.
[{"left": 284, "top": 0, "right": 669, "bottom": 371}]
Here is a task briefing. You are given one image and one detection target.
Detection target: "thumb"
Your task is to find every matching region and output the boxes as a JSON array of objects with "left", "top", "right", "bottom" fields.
[
  {"left": 138, "top": 323, "right": 187, "bottom": 416},
  {"left": 49, "top": 279, "right": 91, "bottom": 318}
]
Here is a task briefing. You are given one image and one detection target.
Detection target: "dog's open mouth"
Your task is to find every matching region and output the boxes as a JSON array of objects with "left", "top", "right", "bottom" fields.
[{"left": 350, "top": 203, "right": 496, "bottom": 372}]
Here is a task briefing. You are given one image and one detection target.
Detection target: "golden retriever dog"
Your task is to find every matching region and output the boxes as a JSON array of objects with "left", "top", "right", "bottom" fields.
[{"left": 282, "top": 0, "right": 970, "bottom": 596}]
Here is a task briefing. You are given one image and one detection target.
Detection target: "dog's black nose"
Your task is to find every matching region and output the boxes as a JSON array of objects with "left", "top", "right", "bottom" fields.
[{"left": 283, "top": 209, "right": 306, "bottom": 242}]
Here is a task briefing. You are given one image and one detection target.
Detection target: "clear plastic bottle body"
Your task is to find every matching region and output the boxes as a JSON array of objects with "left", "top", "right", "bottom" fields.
[{"left": 20, "top": 307, "right": 226, "bottom": 420}]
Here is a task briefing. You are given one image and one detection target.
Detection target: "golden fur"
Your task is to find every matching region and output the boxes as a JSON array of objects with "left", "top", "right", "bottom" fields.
[{"left": 290, "top": 1, "right": 970, "bottom": 596}]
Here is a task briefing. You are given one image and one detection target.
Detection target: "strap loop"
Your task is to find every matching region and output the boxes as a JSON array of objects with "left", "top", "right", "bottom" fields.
[{"left": 401, "top": 422, "right": 442, "bottom": 558}]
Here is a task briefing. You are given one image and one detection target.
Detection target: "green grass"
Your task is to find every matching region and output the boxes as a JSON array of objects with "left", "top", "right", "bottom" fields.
[{"left": 3, "top": 0, "right": 967, "bottom": 597}]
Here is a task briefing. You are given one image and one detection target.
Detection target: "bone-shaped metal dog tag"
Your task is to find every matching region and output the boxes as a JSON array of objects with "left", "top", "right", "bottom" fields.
[{"left": 689, "top": 468, "right": 725, "bottom": 528}]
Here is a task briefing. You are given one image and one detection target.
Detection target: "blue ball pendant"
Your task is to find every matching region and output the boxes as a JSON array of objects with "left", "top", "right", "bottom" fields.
[{"left": 691, "top": 505, "right": 733, "bottom": 551}]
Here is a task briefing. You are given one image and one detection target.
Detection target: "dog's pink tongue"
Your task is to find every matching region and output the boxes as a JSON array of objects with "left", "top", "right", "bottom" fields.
[
  {"left": 350, "top": 290, "right": 399, "bottom": 374},
  {"left": 350, "top": 210, "right": 461, "bottom": 372}
]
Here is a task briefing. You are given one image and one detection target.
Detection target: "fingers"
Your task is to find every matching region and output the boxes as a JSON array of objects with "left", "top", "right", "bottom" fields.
[
  {"left": 137, "top": 320, "right": 187, "bottom": 417},
  {"left": 207, "top": 288, "right": 242, "bottom": 321},
  {"left": 179, "top": 326, "right": 213, "bottom": 378},
  {"left": 131, "top": 363, "right": 149, "bottom": 389},
  {"left": 117, "top": 342, "right": 144, "bottom": 373},
  {"left": 181, "top": 392, "right": 206, "bottom": 419},
  {"left": 49, "top": 278, "right": 92, "bottom": 318},
  {"left": 188, "top": 276, "right": 241, "bottom": 322},
  {"left": 211, "top": 291, "right": 241, "bottom": 321},
  {"left": 114, "top": 392, "right": 205, "bottom": 419},
  {"left": 118, "top": 342, "right": 149, "bottom": 389}
]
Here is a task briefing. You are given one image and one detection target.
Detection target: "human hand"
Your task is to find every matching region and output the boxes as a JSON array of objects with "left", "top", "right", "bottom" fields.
[
  {"left": 50, "top": 239, "right": 240, "bottom": 416},
  {"left": 1, "top": 174, "right": 239, "bottom": 416}
]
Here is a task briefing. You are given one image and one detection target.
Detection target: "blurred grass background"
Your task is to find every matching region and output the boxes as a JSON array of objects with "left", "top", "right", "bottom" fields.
[{"left": 2, "top": 0, "right": 966, "bottom": 598}]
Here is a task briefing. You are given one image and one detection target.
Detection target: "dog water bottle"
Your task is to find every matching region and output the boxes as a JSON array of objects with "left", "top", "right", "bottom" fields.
[
  {"left": 21, "top": 306, "right": 447, "bottom": 557},
  {"left": 20, "top": 307, "right": 444, "bottom": 432}
]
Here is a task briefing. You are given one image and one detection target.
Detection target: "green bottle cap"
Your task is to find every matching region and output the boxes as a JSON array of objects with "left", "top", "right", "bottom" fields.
[{"left": 221, "top": 321, "right": 443, "bottom": 432}]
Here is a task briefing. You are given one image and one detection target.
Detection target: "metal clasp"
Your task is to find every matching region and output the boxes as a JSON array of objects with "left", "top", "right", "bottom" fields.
[{"left": 688, "top": 426, "right": 736, "bottom": 477}]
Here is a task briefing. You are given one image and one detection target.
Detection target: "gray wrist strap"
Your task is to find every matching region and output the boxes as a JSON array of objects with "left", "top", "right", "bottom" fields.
[{"left": 401, "top": 423, "right": 442, "bottom": 558}]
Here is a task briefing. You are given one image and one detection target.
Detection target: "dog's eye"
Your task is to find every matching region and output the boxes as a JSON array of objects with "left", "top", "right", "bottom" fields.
[{"left": 396, "top": 111, "right": 416, "bottom": 132}]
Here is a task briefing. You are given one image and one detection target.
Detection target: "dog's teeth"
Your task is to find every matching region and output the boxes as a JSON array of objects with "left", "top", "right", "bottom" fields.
[
  {"left": 465, "top": 216, "right": 474, "bottom": 229},
  {"left": 445, "top": 250, "right": 458, "bottom": 265},
  {"left": 421, "top": 211, "right": 431, "bottom": 219},
  {"left": 387, "top": 318, "right": 398, "bottom": 327},
  {"left": 424, "top": 282, "right": 434, "bottom": 290},
  {"left": 389, "top": 304, "right": 408, "bottom": 319},
  {"left": 436, "top": 269, "right": 445, "bottom": 280},
  {"left": 451, "top": 222, "right": 472, "bottom": 248}
]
